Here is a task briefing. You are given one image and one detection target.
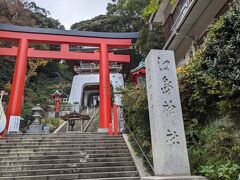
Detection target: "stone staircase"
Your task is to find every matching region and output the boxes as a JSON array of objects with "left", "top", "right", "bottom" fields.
[{"left": 0, "top": 133, "right": 140, "bottom": 180}]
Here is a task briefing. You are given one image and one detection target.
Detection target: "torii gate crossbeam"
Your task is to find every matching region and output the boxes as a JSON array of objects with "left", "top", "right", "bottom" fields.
[{"left": 0, "top": 24, "right": 138, "bottom": 136}]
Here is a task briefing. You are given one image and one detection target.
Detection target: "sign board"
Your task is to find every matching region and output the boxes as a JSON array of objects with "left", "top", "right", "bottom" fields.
[{"left": 8, "top": 116, "right": 21, "bottom": 132}]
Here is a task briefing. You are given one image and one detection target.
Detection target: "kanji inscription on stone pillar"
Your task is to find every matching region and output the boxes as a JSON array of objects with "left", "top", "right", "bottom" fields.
[{"left": 145, "top": 50, "right": 190, "bottom": 176}]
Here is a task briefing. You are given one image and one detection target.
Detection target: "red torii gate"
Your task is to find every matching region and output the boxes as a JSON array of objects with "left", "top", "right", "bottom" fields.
[{"left": 0, "top": 24, "right": 137, "bottom": 136}]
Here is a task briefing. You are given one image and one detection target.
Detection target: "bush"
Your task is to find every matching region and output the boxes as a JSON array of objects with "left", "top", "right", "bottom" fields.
[
  {"left": 41, "top": 118, "right": 64, "bottom": 132},
  {"left": 121, "top": 84, "right": 153, "bottom": 172}
]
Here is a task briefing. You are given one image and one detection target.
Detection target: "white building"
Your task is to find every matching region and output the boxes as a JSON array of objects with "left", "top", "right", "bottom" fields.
[{"left": 151, "top": 0, "right": 231, "bottom": 65}]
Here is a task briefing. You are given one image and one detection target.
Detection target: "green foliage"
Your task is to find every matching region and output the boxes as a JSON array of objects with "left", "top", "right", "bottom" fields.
[
  {"left": 121, "top": 84, "right": 153, "bottom": 172},
  {"left": 135, "top": 23, "right": 165, "bottom": 57},
  {"left": 22, "top": 62, "right": 73, "bottom": 126},
  {"left": 142, "top": 0, "right": 159, "bottom": 18},
  {"left": 71, "top": 0, "right": 148, "bottom": 32},
  {"left": 41, "top": 118, "right": 64, "bottom": 133},
  {"left": 178, "top": 0, "right": 240, "bottom": 125},
  {"left": 199, "top": 161, "right": 240, "bottom": 180},
  {"left": 142, "top": 0, "right": 176, "bottom": 18},
  {"left": 0, "top": 1, "right": 71, "bottom": 129}
]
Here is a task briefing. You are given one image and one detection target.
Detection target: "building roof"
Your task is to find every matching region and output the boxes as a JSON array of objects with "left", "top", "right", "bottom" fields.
[
  {"left": 130, "top": 60, "right": 145, "bottom": 73},
  {"left": 51, "top": 90, "right": 62, "bottom": 98},
  {"left": 61, "top": 112, "right": 90, "bottom": 121},
  {"left": 0, "top": 24, "right": 139, "bottom": 39}
]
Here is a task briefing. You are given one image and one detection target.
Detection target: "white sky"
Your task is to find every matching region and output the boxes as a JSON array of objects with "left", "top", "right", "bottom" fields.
[{"left": 29, "top": 0, "right": 113, "bottom": 30}]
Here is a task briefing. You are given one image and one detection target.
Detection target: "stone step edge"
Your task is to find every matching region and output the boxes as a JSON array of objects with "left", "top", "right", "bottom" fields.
[
  {"left": 0, "top": 138, "right": 123, "bottom": 142},
  {"left": 3, "top": 134, "right": 121, "bottom": 138},
  {"left": 0, "top": 146, "right": 128, "bottom": 152},
  {"left": 0, "top": 141, "right": 125, "bottom": 145},
  {"left": 0, "top": 149, "right": 129, "bottom": 156},
  {"left": 0, "top": 142, "right": 127, "bottom": 146},
  {"left": 0, "top": 170, "right": 139, "bottom": 179},
  {"left": 0, "top": 144, "right": 127, "bottom": 149},
  {"left": 0, "top": 166, "right": 136, "bottom": 175},
  {"left": 0, "top": 147, "right": 128, "bottom": 153},
  {"left": 0, "top": 156, "right": 133, "bottom": 164},
  {"left": 0, "top": 152, "right": 131, "bottom": 160},
  {"left": 79, "top": 177, "right": 140, "bottom": 180},
  {"left": 0, "top": 165, "right": 136, "bottom": 174},
  {"left": 0, "top": 161, "right": 134, "bottom": 170}
]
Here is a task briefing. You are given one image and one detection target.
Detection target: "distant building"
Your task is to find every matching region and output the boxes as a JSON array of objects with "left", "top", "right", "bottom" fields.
[{"left": 151, "top": 0, "right": 231, "bottom": 65}]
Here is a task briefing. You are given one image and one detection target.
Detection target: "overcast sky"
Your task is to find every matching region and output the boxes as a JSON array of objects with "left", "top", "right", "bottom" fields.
[{"left": 29, "top": 0, "right": 112, "bottom": 30}]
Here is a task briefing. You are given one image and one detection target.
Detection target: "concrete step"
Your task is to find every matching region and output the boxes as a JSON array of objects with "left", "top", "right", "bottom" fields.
[
  {"left": 0, "top": 133, "right": 139, "bottom": 179},
  {"left": 0, "top": 142, "right": 127, "bottom": 149},
  {"left": 0, "top": 140, "right": 125, "bottom": 146},
  {"left": 0, "top": 146, "right": 128, "bottom": 153},
  {"left": 0, "top": 171, "right": 139, "bottom": 180},
  {"left": 0, "top": 161, "right": 135, "bottom": 171},
  {"left": 4, "top": 133, "right": 119, "bottom": 138},
  {"left": 0, "top": 149, "right": 129, "bottom": 157},
  {"left": 80, "top": 178, "right": 140, "bottom": 180},
  {"left": 0, "top": 156, "right": 133, "bottom": 166},
  {"left": 0, "top": 166, "right": 137, "bottom": 177},
  {"left": 0, "top": 137, "right": 123, "bottom": 143},
  {"left": 0, "top": 152, "right": 131, "bottom": 161}
]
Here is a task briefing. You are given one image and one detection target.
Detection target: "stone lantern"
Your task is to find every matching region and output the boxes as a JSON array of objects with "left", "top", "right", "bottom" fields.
[
  {"left": 51, "top": 90, "right": 62, "bottom": 118},
  {"left": 28, "top": 104, "right": 44, "bottom": 134},
  {"left": 31, "top": 104, "right": 44, "bottom": 124}
]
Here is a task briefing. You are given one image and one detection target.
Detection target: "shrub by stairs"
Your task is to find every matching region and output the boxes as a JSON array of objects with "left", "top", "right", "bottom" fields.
[{"left": 0, "top": 133, "right": 139, "bottom": 180}]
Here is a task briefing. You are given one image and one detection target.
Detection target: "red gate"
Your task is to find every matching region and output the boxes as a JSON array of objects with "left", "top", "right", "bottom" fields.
[{"left": 0, "top": 24, "right": 137, "bottom": 136}]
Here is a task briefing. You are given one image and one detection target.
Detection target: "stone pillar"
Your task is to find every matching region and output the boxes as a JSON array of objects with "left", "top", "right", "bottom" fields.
[{"left": 144, "top": 50, "right": 206, "bottom": 180}]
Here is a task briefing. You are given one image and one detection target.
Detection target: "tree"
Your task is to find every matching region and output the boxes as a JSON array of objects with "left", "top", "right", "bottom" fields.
[
  {"left": 71, "top": 0, "right": 148, "bottom": 32},
  {"left": 0, "top": 0, "right": 72, "bottom": 128}
]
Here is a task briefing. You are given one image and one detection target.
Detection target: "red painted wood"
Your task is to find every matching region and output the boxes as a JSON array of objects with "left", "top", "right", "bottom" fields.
[
  {"left": 5, "top": 39, "right": 29, "bottom": 134},
  {"left": 108, "top": 123, "right": 113, "bottom": 136},
  {"left": 55, "top": 100, "right": 60, "bottom": 113},
  {"left": 99, "top": 43, "right": 112, "bottom": 129},
  {"left": 0, "top": 47, "right": 130, "bottom": 62},
  {"left": 0, "top": 30, "right": 132, "bottom": 48}
]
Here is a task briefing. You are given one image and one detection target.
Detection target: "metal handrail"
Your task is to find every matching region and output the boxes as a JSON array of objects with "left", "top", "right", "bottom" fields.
[
  {"left": 123, "top": 119, "right": 154, "bottom": 172},
  {"left": 83, "top": 109, "right": 99, "bottom": 132}
]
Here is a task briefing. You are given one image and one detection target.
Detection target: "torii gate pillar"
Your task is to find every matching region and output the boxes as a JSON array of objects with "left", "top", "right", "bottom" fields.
[
  {"left": 4, "top": 39, "right": 28, "bottom": 135},
  {"left": 99, "top": 43, "right": 111, "bottom": 130}
]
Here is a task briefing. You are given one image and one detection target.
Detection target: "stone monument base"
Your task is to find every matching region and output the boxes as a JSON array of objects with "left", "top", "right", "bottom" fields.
[
  {"left": 142, "top": 176, "right": 207, "bottom": 180},
  {"left": 27, "top": 124, "right": 42, "bottom": 134},
  {"left": 97, "top": 128, "right": 108, "bottom": 133}
]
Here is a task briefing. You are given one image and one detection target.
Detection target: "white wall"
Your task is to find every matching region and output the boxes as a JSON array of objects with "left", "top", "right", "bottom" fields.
[{"left": 68, "top": 73, "right": 124, "bottom": 112}]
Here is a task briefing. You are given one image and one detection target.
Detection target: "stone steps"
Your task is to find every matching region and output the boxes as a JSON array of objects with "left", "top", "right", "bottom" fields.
[
  {"left": 0, "top": 133, "right": 139, "bottom": 179},
  {"left": 0, "top": 171, "right": 139, "bottom": 180},
  {"left": 0, "top": 166, "right": 137, "bottom": 177},
  {"left": 0, "top": 137, "right": 123, "bottom": 142},
  {"left": 0, "top": 146, "right": 128, "bottom": 153},
  {"left": 0, "top": 149, "right": 129, "bottom": 157},
  {"left": 0, "top": 157, "right": 133, "bottom": 166},
  {"left": 0, "top": 161, "right": 135, "bottom": 171},
  {"left": 0, "top": 143, "right": 127, "bottom": 149},
  {"left": 0, "top": 141, "right": 126, "bottom": 147},
  {"left": 0, "top": 152, "right": 131, "bottom": 161}
]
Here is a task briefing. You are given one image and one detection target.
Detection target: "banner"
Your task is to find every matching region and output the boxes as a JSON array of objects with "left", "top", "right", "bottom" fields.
[{"left": 0, "top": 91, "right": 6, "bottom": 134}]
